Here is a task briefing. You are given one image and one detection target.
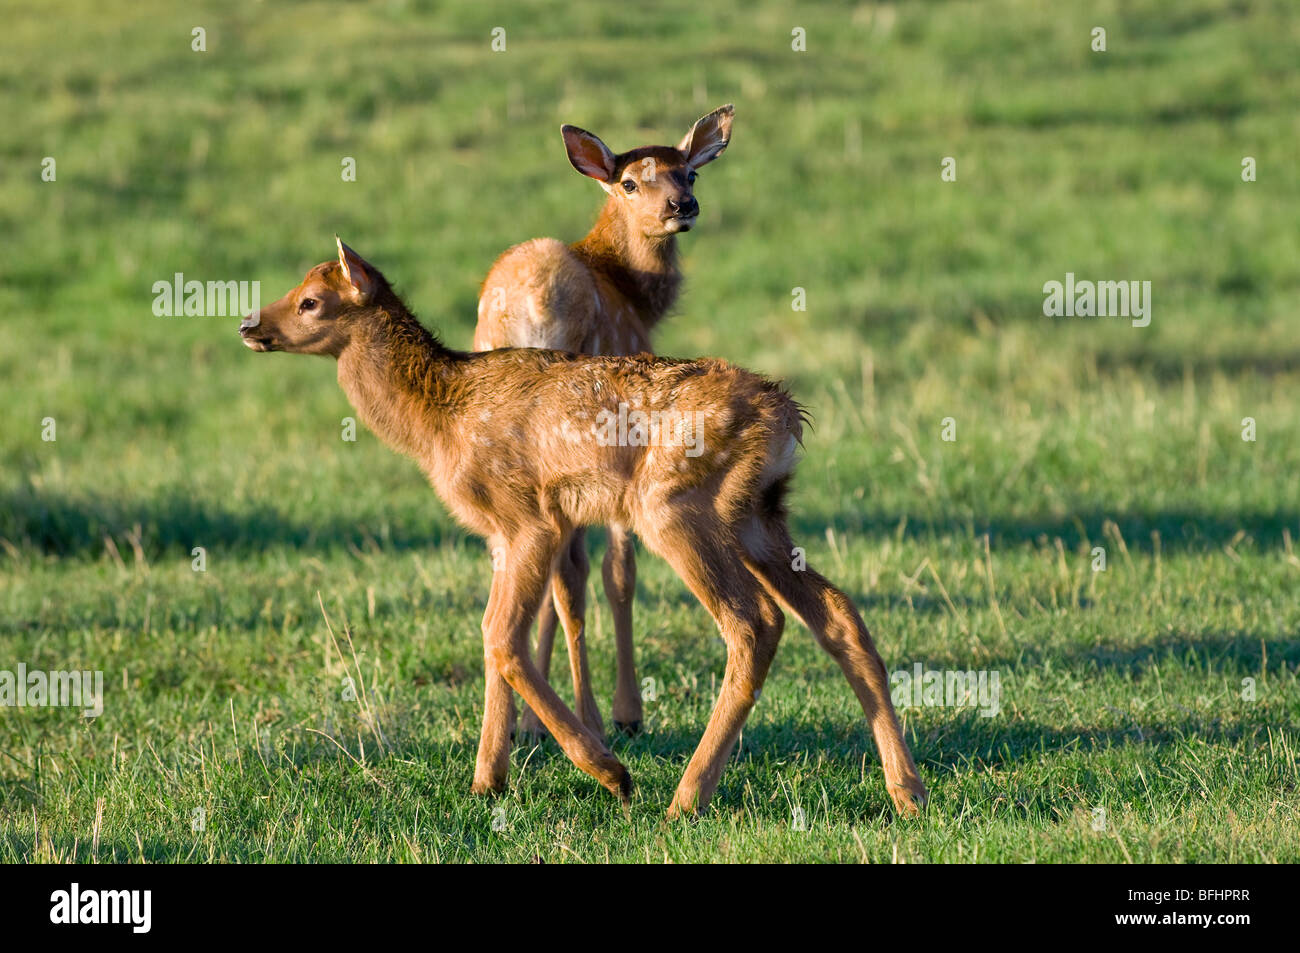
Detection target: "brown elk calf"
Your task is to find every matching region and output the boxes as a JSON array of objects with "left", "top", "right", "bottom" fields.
[
  {"left": 240, "top": 240, "right": 928, "bottom": 818},
  {"left": 476, "top": 106, "right": 734, "bottom": 737}
]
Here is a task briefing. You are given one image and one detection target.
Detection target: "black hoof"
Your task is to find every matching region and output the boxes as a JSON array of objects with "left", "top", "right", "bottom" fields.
[{"left": 614, "top": 719, "right": 642, "bottom": 736}]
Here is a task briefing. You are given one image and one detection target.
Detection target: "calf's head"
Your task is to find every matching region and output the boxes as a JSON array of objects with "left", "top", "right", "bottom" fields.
[
  {"left": 562, "top": 104, "right": 734, "bottom": 237},
  {"left": 239, "top": 239, "right": 379, "bottom": 356}
]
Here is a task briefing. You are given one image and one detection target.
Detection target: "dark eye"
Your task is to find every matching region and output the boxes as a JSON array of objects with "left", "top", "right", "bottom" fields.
[
  {"left": 621, "top": 179, "right": 637, "bottom": 193},
  {"left": 687, "top": 170, "right": 697, "bottom": 185},
  {"left": 299, "top": 298, "right": 317, "bottom": 312}
]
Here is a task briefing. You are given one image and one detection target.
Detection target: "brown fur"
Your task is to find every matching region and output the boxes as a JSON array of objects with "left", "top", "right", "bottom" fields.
[
  {"left": 240, "top": 240, "right": 928, "bottom": 817},
  {"left": 474, "top": 106, "right": 733, "bottom": 735}
]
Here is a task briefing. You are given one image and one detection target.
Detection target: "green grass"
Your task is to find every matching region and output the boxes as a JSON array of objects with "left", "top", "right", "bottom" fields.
[{"left": 2, "top": 0, "right": 1298, "bottom": 862}]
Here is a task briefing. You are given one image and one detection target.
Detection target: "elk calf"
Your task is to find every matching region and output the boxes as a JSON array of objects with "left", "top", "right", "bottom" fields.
[
  {"left": 476, "top": 106, "right": 734, "bottom": 737},
  {"left": 241, "top": 240, "right": 928, "bottom": 818}
]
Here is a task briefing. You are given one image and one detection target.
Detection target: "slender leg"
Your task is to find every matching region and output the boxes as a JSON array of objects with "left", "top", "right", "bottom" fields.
[
  {"left": 517, "top": 585, "right": 559, "bottom": 739},
  {"left": 551, "top": 529, "right": 604, "bottom": 735},
  {"left": 486, "top": 527, "right": 631, "bottom": 802},
  {"left": 473, "top": 536, "right": 516, "bottom": 793},
  {"left": 640, "top": 521, "right": 784, "bottom": 817},
  {"left": 471, "top": 647, "right": 516, "bottom": 794},
  {"left": 603, "top": 522, "right": 642, "bottom": 733},
  {"left": 742, "top": 517, "right": 928, "bottom": 816}
]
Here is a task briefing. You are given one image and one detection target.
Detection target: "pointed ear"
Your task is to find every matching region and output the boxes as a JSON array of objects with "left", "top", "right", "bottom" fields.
[
  {"left": 561, "top": 125, "right": 618, "bottom": 184},
  {"left": 677, "top": 104, "right": 733, "bottom": 169},
  {"left": 335, "top": 236, "right": 376, "bottom": 303}
]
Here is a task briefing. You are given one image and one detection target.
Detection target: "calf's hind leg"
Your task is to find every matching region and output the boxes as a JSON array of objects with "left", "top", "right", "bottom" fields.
[
  {"left": 640, "top": 521, "right": 785, "bottom": 817},
  {"left": 742, "top": 516, "right": 927, "bottom": 816}
]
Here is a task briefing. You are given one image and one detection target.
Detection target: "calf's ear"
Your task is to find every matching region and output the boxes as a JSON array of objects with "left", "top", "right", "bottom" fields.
[{"left": 335, "top": 236, "right": 376, "bottom": 303}]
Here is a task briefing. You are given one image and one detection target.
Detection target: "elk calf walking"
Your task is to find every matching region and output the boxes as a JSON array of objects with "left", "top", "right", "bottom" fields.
[
  {"left": 476, "top": 106, "right": 734, "bottom": 737},
  {"left": 241, "top": 240, "right": 928, "bottom": 818}
]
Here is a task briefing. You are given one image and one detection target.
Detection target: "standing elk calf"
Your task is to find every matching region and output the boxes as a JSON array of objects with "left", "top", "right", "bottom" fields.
[
  {"left": 240, "top": 240, "right": 928, "bottom": 818},
  {"left": 476, "top": 105, "right": 734, "bottom": 737}
]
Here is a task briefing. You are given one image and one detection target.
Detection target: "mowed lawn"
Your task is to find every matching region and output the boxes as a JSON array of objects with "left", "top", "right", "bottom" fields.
[{"left": 2, "top": 0, "right": 1298, "bottom": 862}]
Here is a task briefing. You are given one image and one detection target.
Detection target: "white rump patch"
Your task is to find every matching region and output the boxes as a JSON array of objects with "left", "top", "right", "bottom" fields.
[{"left": 519, "top": 295, "right": 555, "bottom": 348}]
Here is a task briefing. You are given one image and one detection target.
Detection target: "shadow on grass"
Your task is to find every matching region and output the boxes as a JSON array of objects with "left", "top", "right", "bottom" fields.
[
  {"left": 900, "top": 629, "right": 1300, "bottom": 676},
  {"left": 610, "top": 627, "right": 1297, "bottom": 817},
  {"left": 788, "top": 504, "right": 1300, "bottom": 554},
  {"left": 0, "top": 488, "right": 456, "bottom": 559},
  {"left": 6, "top": 487, "right": 1298, "bottom": 562},
  {"left": 501, "top": 707, "right": 1286, "bottom": 825},
  {"left": 1093, "top": 347, "right": 1300, "bottom": 383}
]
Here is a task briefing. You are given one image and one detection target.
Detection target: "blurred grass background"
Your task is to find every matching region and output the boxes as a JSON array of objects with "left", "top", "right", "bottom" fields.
[{"left": 1, "top": 0, "right": 1298, "bottom": 861}]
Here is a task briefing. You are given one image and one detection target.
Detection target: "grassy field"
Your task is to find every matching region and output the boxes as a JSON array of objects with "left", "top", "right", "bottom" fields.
[{"left": 2, "top": 0, "right": 1298, "bottom": 862}]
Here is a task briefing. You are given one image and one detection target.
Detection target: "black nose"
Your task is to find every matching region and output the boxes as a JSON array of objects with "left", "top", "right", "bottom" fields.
[{"left": 671, "top": 196, "right": 699, "bottom": 217}]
